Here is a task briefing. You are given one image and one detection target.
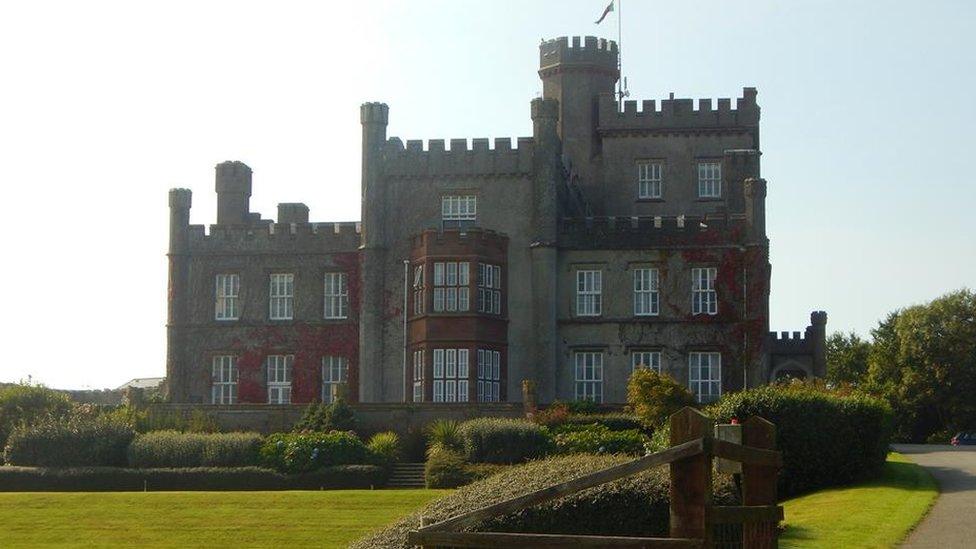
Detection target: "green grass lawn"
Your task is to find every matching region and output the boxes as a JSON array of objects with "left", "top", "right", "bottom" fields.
[
  {"left": 0, "top": 489, "right": 449, "bottom": 548},
  {"left": 781, "top": 452, "right": 937, "bottom": 548}
]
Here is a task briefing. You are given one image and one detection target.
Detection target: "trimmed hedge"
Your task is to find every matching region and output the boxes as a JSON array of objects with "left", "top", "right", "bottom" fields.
[
  {"left": 425, "top": 447, "right": 470, "bottom": 488},
  {"left": 459, "top": 418, "right": 550, "bottom": 464},
  {"left": 352, "top": 454, "right": 738, "bottom": 548},
  {"left": 4, "top": 417, "right": 134, "bottom": 467},
  {"left": 707, "top": 383, "right": 894, "bottom": 497},
  {"left": 552, "top": 424, "right": 646, "bottom": 456},
  {"left": 0, "top": 465, "right": 386, "bottom": 492},
  {"left": 127, "top": 431, "right": 262, "bottom": 468},
  {"left": 259, "top": 430, "right": 368, "bottom": 474},
  {"left": 558, "top": 413, "right": 644, "bottom": 433}
]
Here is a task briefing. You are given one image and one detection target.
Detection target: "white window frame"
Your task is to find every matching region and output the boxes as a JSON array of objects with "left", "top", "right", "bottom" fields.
[
  {"left": 412, "top": 349, "right": 425, "bottom": 402},
  {"left": 323, "top": 272, "right": 349, "bottom": 319},
  {"left": 634, "top": 268, "right": 660, "bottom": 316},
  {"left": 631, "top": 350, "right": 662, "bottom": 373},
  {"left": 441, "top": 195, "right": 477, "bottom": 228},
  {"left": 576, "top": 270, "right": 602, "bottom": 317},
  {"left": 477, "top": 349, "right": 501, "bottom": 402},
  {"left": 215, "top": 274, "right": 240, "bottom": 321},
  {"left": 433, "top": 261, "right": 470, "bottom": 313},
  {"left": 477, "top": 263, "right": 502, "bottom": 315},
  {"left": 432, "top": 348, "right": 469, "bottom": 403},
  {"left": 637, "top": 161, "right": 663, "bottom": 199},
  {"left": 413, "top": 264, "right": 425, "bottom": 316},
  {"left": 321, "top": 355, "right": 348, "bottom": 404},
  {"left": 269, "top": 273, "right": 294, "bottom": 320},
  {"left": 266, "top": 354, "right": 293, "bottom": 404},
  {"left": 692, "top": 267, "right": 718, "bottom": 315},
  {"left": 689, "top": 352, "right": 722, "bottom": 403},
  {"left": 211, "top": 355, "right": 238, "bottom": 404},
  {"left": 574, "top": 351, "right": 604, "bottom": 403},
  {"left": 697, "top": 161, "right": 722, "bottom": 198}
]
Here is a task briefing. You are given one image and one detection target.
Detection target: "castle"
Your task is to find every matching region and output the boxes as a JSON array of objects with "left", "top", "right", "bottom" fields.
[{"left": 166, "top": 36, "right": 826, "bottom": 407}]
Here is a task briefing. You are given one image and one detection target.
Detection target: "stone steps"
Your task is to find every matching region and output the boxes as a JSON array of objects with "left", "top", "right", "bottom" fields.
[{"left": 387, "top": 463, "right": 426, "bottom": 488}]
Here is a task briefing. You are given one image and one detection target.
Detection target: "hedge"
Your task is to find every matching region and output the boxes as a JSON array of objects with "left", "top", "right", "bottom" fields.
[
  {"left": 259, "top": 431, "right": 368, "bottom": 474},
  {"left": 707, "top": 383, "right": 894, "bottom": 497},
  {"left": 557, "top": 413, "right": 644, "bottom": 433},
  {"left": 127, "top": 431, "right": 262, "bottom": 468},
  {"left": 459, "top": 418, "right": 550, "bottom": 464},
  {"left": 552, "top": 424, "right": 646, "bottom": 456},
  {"left": 4, "top": 417, "right": 134, "bottom": 467},
  {"left": 425, "top": 447, "right": 471, "bottom": 489},
  {"left": 352, "top": 454, "right": 738, "bottom": 548},
  {"left": 0, "top": 465, "right": 387, "bottom": 492}
]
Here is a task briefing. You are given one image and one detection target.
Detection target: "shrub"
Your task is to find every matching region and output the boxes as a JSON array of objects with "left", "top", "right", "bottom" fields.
[
  {"left": 553, "top": 424, "right": 646, "bottom": 456},
  {"left": 424, "top": 419, "right": 464, "bottom": 457},
  {"left": 707, "top": 382, "right": 894, "bottom": 497},
  {"left": 4, "top": 415, "right": 134, "bottom": 467},
  {"left": 352, "top": 454, "right": 738, "bottom": 548},
  {"left": 0, "top": 465, "right": 386, "bottom": 492},
  {"left": 565, "top": 399, "right": 599, "bottom": 414},
  {"left": 103, "top": 406, "right": 219, "bottom": 433},
  {"left": 292, "top": 399, "right": 357, "bottom": 433},
  {"left": 464, "top": 462, "right": 508, "bottom": 482},
  {"left": 127, "top": 431, "right": 262, "bottom": 468},
  {"left": 925, "top": 429, "right": 954, "bottom": 445},
  {"left": 532, "top": 401, "right": 570, "bottom": 427},
  {"left": 557, "top": 413, "right": 644, "bottom": 433},
  {"left": 0, "top": 384, "right": 73, "bottom": 449},
  {"left": 259, "top": 431, "right": 368, "bottom": 474},
  {"left": 627, "top": 368, "right": 697, "bottom": 429},
  {"left": 367, "top": 431, "right": 401, "bottom": 466},
  {"left": 459, "top": 418, "right": 551, "bottom": 464},
  {"left": 425, "top": 446, "right": 471, "bottom": 488}
]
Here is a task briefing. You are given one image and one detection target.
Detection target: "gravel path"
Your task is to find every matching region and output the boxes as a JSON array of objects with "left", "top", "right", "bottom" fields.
[{"left": 894, "top": 444, "right": 976, "bottom": 548}]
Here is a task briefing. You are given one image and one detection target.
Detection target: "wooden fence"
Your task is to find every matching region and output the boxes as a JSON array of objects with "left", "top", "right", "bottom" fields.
[{"left": 407, "top": 407, "right": 783, "bottom": 549}]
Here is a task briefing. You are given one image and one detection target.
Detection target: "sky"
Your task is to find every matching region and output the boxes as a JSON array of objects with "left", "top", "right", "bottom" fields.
[{"left": 0, "top": 1, "right": 972, "bottom": 389}]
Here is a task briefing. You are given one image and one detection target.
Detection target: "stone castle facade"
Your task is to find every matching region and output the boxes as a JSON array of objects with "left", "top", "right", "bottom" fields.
[{"left": 166, "top": 36, "right": 826, "bottom": 406}]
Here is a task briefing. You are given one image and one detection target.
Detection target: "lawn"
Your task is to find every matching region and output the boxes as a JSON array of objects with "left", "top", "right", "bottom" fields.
[
  {"left": 780, "top": 452, "right": 937, "bottom": 548},
  {"left": 0, "top": 489, "right": 449, "bottom": 548}
]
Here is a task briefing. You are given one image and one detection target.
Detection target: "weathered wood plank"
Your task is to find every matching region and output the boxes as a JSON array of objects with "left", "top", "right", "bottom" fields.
[
  {"left": 418, "top": 438, "right": 704, "bottom": 533},
  {"left": 742, "top": 416, "right": 780, "bottom": 549},
  {"left": 712, "top": 439, "right": 783, "bottom": 467},
  {"left": 669, "top": 407, "right": 713, "bottom": 546},
  {"left": 407, "top": 531, "right": 704, "bottom": 548},
  {"left": 711, "top": 505, "right": 784, "bottom": 524}
]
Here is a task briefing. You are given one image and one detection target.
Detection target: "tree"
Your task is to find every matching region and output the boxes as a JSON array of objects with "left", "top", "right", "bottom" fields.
[
  {"left": 826, "top": 331, "right": 872, "bottom": 386},
  {"left": 0, "top": 383, "right": 73, "bottom": 449},
  {"left": 866, "top": 289, "right": 976, "bottom": 442},
  {"left": 626, "top": 368, "right": 697, "bottom": 429}
]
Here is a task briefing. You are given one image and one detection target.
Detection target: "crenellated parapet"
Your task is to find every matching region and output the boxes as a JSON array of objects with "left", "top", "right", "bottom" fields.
[
  {"left": 539, "top": 35, "right": 618, "bottom": 76},
  {"left": 598, "top": 88, "right": 759, "bottom": 133},
  {"left": 187, "top": 221, "right": 361, "bottom": 254},
  {"left": 382, "top": 136, "right": 534, "bottom": 178},
  {"left": 558, "top": 214, "right": 749, "bottom": 249}
]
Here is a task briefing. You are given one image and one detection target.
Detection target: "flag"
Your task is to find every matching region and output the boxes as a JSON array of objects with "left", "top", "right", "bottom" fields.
[{"left": 595, "top": 1, "right": 614, "bottom": 24}]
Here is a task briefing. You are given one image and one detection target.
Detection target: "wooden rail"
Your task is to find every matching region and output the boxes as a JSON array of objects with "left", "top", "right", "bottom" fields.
[{"left": 408, "top": 407, "right": 783, "bottom": 549}]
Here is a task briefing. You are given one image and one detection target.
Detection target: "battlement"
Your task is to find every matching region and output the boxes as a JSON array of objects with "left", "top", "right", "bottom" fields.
[
  {"left": 187, "top": 221, "right": 361, "bottom": 254},
  {"left": 411, "top": 227, "right": 508, "bottom": 249},
  {"left": 559, "top": 214, "right": 748, "bottom": 250},
  {"left": 539, "top": 36, "right": 618, "bottom": 74},
  {"left": 382, "top": 136, "right": 534, "bottom": 178},
  {"left": 361, "top": 102, "right": 389, "bottom": 125},
  {"left": 169, "top": 188, "right": 192, "bottom": 209},
  {"left": 768, "top": 329, "right": 814, "bottom": 355},
  {"left": 598, "top": 88, "right": 759, "bottom": 133}
]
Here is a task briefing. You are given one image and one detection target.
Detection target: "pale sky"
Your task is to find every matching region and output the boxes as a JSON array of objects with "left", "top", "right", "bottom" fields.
[{"left": 1, "top": 1, "right": 973, "bottom": 389}]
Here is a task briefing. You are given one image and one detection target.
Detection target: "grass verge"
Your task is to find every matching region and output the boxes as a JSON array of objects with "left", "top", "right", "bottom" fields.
[
  {"left": 781, "top": 452, "right": 937, "bottom": 548},
  {"left": 0, "top": 489, "right": 449, "bottom": 548}
]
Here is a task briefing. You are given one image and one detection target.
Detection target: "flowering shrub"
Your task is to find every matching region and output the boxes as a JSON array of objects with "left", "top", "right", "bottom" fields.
[
  {"left": 259, "top": 431, "right": 368, "bottom": 474},
  {"left": 552, "top": 424, "right": 646, "bottom": 456}
]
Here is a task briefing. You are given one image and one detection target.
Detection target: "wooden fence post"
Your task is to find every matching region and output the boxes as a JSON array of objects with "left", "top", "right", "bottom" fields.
[
  {"left": 742, "top": 416, "right": 778, "bottom": 549},
  {"left": 669, "top": 407, "right": 714, "bottom": 547}
]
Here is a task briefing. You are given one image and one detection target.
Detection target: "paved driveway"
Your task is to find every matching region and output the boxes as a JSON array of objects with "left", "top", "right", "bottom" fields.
[{"left": 894, "top": 444, "right": 976, "bottom": 548}]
